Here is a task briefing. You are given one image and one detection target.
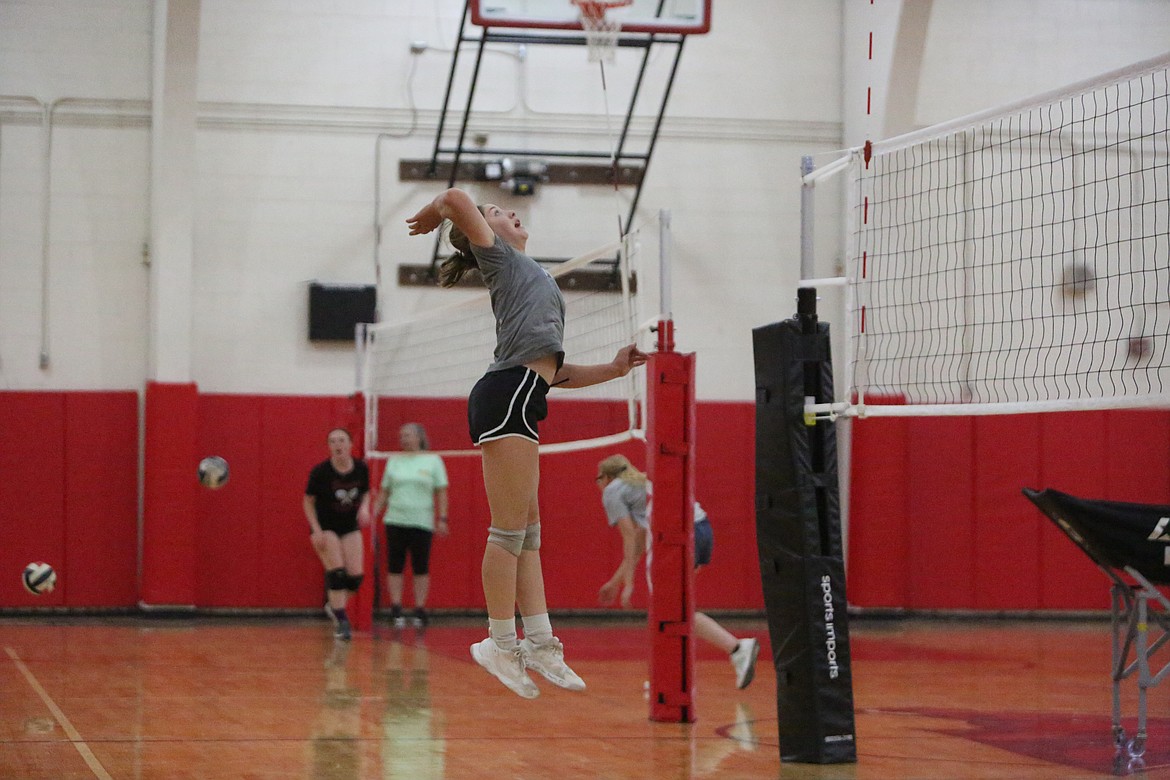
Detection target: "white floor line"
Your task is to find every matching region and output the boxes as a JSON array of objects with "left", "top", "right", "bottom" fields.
[{"left": 4, "top": 646, "right": 114, "bottom": 780}]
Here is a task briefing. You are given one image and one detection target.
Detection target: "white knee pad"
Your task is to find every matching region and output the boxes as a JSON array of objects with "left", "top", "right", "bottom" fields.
[
  {"left": 522, "top": 521, "right": 541, "bottom": 551},
  {"left": 487, "top": 526, "right": 525, "bottom": 556}
]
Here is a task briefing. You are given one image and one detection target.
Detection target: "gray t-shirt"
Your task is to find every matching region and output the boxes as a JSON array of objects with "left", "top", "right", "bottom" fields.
[
  {"left": 602, "top": 478, "right": 708, "bottom": 529},
  {"left": 602, "top": 478, "right": 650, "bottom": 529},
  {"left": 471, "top": 236, "right": 566, "bottom": 372}
]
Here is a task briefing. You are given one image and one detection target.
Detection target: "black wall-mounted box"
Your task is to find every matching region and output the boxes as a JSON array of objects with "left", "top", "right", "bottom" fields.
[{"left": 308, "top": 282, "right": 376, "bottom": 342}]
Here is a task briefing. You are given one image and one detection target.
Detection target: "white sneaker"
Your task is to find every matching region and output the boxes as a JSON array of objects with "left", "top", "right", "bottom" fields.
[
  {"left": 520, "top": 637, "right": 586, "bottom": 691},
  {"left": 730, "top": 638, "right": 760, "bottom": 689},
  {"left": 470, "top": 638, "right": 540, "bottom": 699}
]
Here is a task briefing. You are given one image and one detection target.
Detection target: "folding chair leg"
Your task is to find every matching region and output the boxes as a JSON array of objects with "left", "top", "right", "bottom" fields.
[
  {"left": 1133, "top": 594, "right": 1150, "bottom": 758},
  {"left": 1111, "top": 584, "right": 1126, "bottom": 751}
]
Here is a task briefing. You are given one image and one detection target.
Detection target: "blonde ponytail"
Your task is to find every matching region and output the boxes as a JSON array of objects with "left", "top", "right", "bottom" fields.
[{"left": 597, "top": 454, "right": 648, "bottom": 487}]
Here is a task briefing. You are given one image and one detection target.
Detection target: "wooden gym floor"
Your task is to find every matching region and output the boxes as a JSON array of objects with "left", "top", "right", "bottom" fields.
[{"left": 2, "top": 615, "right": 1168, "bottom": 779}]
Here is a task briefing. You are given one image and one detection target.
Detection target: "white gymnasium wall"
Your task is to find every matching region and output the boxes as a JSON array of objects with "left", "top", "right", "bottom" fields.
[
  {"left": 190, "top": 0, "right": 844, "bottom": 398},
  {"left": 844, "top": 0, "right": 1170, "bottom": 146},
  {"left": 0, "top": 0, "right": 152, "bottom": 390},
  {"left": 917, "top": 0, "right": 1170, "bottom": 128},
  {"left": 1, "top": 1, "right": 1166, "bottom": 399}
]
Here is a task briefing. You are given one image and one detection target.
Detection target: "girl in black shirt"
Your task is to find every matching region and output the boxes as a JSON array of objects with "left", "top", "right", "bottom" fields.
[{"left": 303, "top": 428, "right": 371, "bottom": 640}]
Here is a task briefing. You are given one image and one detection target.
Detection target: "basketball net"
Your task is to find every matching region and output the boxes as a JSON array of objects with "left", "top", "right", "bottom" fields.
[{"left": 573, "top": 0, "right": 632, "bottom": 63}]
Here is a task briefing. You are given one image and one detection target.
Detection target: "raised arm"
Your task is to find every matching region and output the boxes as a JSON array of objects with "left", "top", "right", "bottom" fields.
[
  {"left": 552, "top": 344, "right": 650, "bottom": 390},
  {"left": 406, "top": 188, "right": 494, "bottom": 247}
]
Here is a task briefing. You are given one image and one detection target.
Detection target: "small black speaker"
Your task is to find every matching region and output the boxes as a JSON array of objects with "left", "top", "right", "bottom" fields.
[{"left": 308, "top": 282, "right": 376, "bottom": 342}]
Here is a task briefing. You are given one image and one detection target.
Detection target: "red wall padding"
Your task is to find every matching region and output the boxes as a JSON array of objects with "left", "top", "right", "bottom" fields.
[
  {"left": 1, "top": 394, "right": 67, "bottom": 607},
  {"left": 906, "top": 417, "right": 976, "bottom": 608},
  {"left": 12, "top": 387, "right": 1163, "bottom": 613},
  {"left": 368, "top": 396, "right": 763, "bottom": 611},
  {"left": 64, "top": 393, "right": 139, "bottom": 606},
  {"left": 369, "top": 399, "right": 668, "bottom": 610},
  {"left": 694, "top": 402, "right": 764, "bottom": 610},
  {"left": 1036, "top": 412, "right": 1111, "bottom": 608},
  {"left": 142, "top": 382, "right": 199, "bottom": 606},
  {"left": 845, "top": 416, "right": 910, "bottom": 607},
  {"left": 973, "top": 415, "right": 1042, "bottom": 610},
  {"left": 195, "top": 393, "right": 364, "bottom": 608},
  {"left": 848, "top": 409, "right": 1170, "bottom": 610},
  {"left": 0, "top": 391, "right": 137, "bottom": 608}
]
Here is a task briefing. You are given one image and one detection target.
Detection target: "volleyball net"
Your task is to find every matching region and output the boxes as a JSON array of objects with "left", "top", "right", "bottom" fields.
[
  {"left": 361, "top": 212, "right": 667, "bottom": 457},
  {"left": 805, "top": 51, "right": 1170, "bottom": 420}
]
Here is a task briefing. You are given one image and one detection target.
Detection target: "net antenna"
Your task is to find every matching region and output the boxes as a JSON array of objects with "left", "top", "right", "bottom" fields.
[
  {"left": 572, "top": 0, "right": 633, "bottom": 63},
  {"left": 801, "top": 51, "right": 1170, "bottom": 421}
]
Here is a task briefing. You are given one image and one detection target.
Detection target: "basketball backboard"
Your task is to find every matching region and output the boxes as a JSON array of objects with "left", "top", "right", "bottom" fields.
[{"left": 469, "top": 0, "right": 711, "bottom": 35}]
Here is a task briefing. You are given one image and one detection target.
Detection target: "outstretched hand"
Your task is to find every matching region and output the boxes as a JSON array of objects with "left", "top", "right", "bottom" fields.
[
  {"left": 406, "top": 202, "right": 443, "bottom": 236},
  {"left": 598, "top": 579, "right": 635, "bottom": 608},
  {"left": 598, "top": 580, "right": 621, "bottom": 606},
  {"left": 613, "top": 344, "right": 650, "bottom": 376}
]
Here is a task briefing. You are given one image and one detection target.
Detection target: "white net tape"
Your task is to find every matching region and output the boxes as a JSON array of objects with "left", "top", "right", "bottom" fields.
[{"left": 816, "top": 52, "right": 1170, "bottom": 418}]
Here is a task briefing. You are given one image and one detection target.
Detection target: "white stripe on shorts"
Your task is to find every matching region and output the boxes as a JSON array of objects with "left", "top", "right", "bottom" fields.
[{"left": 479, "top": 368, "right": 539, "bottom": 442}]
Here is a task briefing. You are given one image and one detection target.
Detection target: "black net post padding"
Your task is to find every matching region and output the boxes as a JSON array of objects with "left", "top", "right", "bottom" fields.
[{"left": 753, "top": 303, "right": 857, "bottom": 764}]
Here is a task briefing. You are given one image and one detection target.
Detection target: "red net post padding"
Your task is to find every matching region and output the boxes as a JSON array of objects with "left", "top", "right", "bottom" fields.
[{"left": 646, "top": 346, "right": 697, "bottom": 723}]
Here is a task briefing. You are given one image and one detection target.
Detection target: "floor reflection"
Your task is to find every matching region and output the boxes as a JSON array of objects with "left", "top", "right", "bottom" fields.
[
  {"left": 379, "top": 634, "right": 446, "bottom": 779},
  {"left": 311, "top": 641, "right": 362, "bottom": 779}
]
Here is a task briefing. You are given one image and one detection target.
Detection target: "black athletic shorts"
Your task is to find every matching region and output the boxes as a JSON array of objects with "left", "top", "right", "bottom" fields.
[
  {"left": 694, "top": 518, "right": 713, "bottom": 568},
  {"left": 385, "top": 525, "right": 434, "bottom": 575},
  {"left": 317, "top": 516, "right": 359, "bottom": 536},
  {"left": 468, "top": 366, "right": 550, "bottom": 445}
]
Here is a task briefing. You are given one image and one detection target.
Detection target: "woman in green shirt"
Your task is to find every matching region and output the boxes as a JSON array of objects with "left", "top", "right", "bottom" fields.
[{"left": 374, "top": 423, "right": 448, "bottom": 627}]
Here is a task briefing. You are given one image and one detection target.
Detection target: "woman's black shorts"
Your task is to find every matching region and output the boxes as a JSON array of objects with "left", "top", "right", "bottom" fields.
[
  {"left": 468, "top": 366, "right": 549, "bottom": 445},
  {"left": 385, "top": 525, "right": 434, "bottom": 575},
  {"left": 316, "top": 516, "right": 359, "bottom": 536}
]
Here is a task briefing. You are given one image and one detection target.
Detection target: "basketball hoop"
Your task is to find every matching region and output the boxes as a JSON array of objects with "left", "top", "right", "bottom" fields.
[{"left": 572, "top": 0, "right": 633, "bottom": 63}]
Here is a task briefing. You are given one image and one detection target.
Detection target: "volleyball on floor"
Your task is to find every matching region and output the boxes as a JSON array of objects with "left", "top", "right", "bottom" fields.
[
  {"left": 198, "top": 456, "right": 230, "bottom": 489},
  {"left": 22, "top": 562, "right": 57, "bottom": 595}
]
